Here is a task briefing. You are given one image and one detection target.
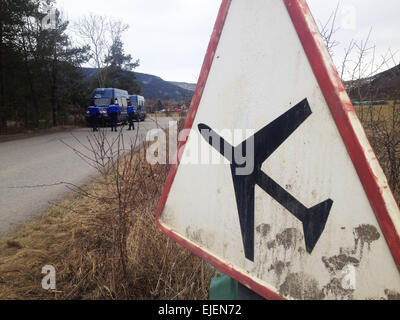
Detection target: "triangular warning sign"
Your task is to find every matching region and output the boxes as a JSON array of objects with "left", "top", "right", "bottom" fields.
[{"left": 157, "top": 0, "right": 400, "bottom": 300}]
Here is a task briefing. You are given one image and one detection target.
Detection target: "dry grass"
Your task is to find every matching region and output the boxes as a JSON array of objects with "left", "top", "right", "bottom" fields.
[
  {"left": 0, "top": 147, "right": 213, "bottom": 300},
  {"left": 356, "top": 100, "right": 400, "bottom": 203},
  {"left": 148, "top": 112, "right": 184, "bottom": 118},
  {"left": 355, "top": 101, "right": 399, "bottom": 125}
]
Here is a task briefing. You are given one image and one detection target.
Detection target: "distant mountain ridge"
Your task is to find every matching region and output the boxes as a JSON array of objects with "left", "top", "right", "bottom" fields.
[
  {"left": 135, "top": 73, "right": 195, "bottom": 101},
  {"left": 79, "top": 67, "right": 195, "bottom": 101},
  {"left": 170, "top": 82, "right": 197, "bottom": 92},
  {"left": 346, "top": 64, "right": 400, "bottom": 100}
]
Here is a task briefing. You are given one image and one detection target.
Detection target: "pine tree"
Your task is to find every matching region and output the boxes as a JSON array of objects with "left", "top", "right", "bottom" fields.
[
  {"left": 0, "top": 0, "right": 90, "bottom": 131},
  {"left": 103, "top": 36, "right": 141, "bottom": 94}
]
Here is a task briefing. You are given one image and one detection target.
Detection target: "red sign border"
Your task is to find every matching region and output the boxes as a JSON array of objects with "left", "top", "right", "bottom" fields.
[{"left": 156, "top": 0, "right": 400, "bottom": 300}]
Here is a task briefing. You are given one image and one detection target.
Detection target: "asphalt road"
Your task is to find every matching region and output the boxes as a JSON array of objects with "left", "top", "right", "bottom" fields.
[{"left": 0, "top": 118, "right": 173, "bottom": 236}]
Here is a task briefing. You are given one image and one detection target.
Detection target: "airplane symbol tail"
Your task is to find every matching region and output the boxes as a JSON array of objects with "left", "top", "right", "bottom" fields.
[{"left": 302, "top": 199, "right": 333, "bottom": 253}]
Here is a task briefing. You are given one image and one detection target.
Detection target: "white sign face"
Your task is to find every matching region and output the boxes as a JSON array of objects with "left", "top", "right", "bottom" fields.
[{"left": 157, "top": 0, "right": 400, "bottom": 300}]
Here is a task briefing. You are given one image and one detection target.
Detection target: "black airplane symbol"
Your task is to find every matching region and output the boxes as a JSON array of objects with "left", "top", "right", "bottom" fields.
[{"left": 198, "top": 99, "right": 333, "bottom": 261}]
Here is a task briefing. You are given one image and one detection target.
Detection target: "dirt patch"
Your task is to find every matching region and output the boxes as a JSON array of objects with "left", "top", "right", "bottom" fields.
[
  {"left": 385, "top": 289, "right": 400, "bottom": 300},
  {"left": 256, "top": 224, "right": 271, "bottom": 238},
  {"left": 267, "top": 240, "right": 276, "bottom": 250},
  {"left": 322, "top": 254, "right": 360, "bottom": 274},
  {"left": 276, "top": 228, "right": 303, "bottom": 251},
  {"left": 323, "top": 278, "right": 354, "bottom": 300},
  {"left": 279, "top": 273, "right": 324, "bottom": 300},
  {"left": 268, "top": 261, "right": 290, "bottom": 278},
  {"left": 353, "top": 224, "right": 380, "bottom": 258},
  {"left": 185, "top": 227, "right": 215, "bottom": 248}
]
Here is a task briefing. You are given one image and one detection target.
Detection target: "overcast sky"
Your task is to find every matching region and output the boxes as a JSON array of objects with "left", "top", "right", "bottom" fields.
[{"left": 56, "top": 0, "right": 399, "bottom": 83}]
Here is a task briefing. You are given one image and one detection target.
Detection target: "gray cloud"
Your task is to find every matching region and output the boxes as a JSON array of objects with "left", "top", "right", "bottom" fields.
[
  {"left": 308, "top": 0, "right": 400, "bottom": 78},
  {"left": 57, "top": 0, "right": 399, "bottom": 82}
]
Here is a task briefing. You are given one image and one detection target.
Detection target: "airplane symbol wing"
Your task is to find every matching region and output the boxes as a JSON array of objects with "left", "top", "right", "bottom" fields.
[
  {"left": 247, "top": 99, "right": 312, "bottom": 166},
  {"left": 198, "top": 99, "right": 312, "bottom": 167},
  {"left": 198, "top": 123, "right": 234, "bottom": 163}
]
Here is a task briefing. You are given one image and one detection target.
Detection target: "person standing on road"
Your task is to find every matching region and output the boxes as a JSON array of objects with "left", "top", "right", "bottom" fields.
[
  {"left": 88, "top": 106, "right": 100, "bottom": 132},
  {"left": 108, "top": 100, "right": 121, "bottom": 132},
  {"left": 127, "top": 106, "right": 136, "bottom": 131}
]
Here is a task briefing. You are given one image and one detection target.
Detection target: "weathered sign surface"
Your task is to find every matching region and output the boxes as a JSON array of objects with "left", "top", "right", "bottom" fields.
[{"left": 157, "top": 0, "right": 400, "bottom": 300}]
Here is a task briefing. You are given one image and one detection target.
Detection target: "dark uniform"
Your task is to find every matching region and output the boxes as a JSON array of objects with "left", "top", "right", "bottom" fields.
[
  {"left": 88, "top": 107, "right": 100, "bottom": 132},
  {"left": 107, "top": 105, "right": 121, "bottom": 132},
  {"left": 127, "top": 106, "right": 136, "bottom": 131}
]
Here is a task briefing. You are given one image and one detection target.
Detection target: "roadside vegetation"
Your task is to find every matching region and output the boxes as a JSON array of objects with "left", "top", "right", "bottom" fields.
[
  {"left": 355, "top": 101, "right": 400, "bottom": 202},
  {"left": 320, "top": 4, "right": 400, "bottom": 202},
  {"left": 0, "top": 122, "right": 214, "bottom": 300}
]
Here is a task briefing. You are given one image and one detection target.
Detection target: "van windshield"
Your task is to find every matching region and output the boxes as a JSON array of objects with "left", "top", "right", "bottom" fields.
[
  {"left": 94, "top": 98, "right": 111, "bottom": 107},
  {"left": 93, "top": 90, "right": 113, "bottom": 99}
]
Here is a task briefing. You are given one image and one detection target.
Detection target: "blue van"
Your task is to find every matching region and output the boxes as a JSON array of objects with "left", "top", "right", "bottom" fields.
[
  {"left": 86, "top": 88, "right": 130, "bottom": 125},
  {"left": 129, "top": 95, "right": 147, "bottom": 122}
]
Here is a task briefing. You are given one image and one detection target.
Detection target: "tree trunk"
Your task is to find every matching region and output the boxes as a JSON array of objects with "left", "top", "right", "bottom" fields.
[
  {"left": 51, "top": 53, "right": 58, "bottom": 127},
  {"left": 20, "top": 26, "right": 40, "bottom": 129},
  {"left": 0, "top": 15, "right": 6, "bottom": 134}
]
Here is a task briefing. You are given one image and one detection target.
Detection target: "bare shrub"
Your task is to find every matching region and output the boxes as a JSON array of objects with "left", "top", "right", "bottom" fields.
[
  {"left": 57, "top": 119, "right": 214, "bottom": 299},
  {"left": 357, "top": 100, "right": 400, "bottom": 202},
  {"left": 0, "top": 116, "right": 213, "bottom": 300},
  {"left": 343, "top": 44, "right": 400, "bottom": 203},
  {"left": 318, "top": 4, "right": 400, "bottom": 203}
]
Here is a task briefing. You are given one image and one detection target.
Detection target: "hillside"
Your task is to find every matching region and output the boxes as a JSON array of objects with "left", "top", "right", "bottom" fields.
[
  {"left": 346, "top": 64, "right": 400, "bottom": 100},
  {"left": 80, "top": 68, "right": 195, "bottom": 102},
  {"left": 135, "top": 73, "right": 195, "bottom": 101},
  {"left": 170, "top": 82, "right": 197, "bottom": 92}
]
